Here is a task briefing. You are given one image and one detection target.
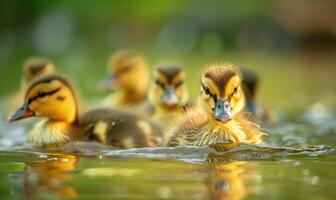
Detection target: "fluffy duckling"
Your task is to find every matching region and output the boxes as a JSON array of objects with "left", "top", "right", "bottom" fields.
[
  {"left": 100, "top": 50, "right": 149, "bottom": 107},
  {"left": 148, "top": 64, "right": 190, "bottom": 126},
  {"left": 241, "top": 68, "right": 272, "bottom": 123},
  {"left": 22, "top": 58, "right": 55, "bottom": 85},
  {"left": 166, "top": 64, "right": 264, "bottom": 147},
  {"left": 4, "top": 58, "right": 55, "bottom": 119},
  {"left": 8, "top": 74, "right": 163, "bottom": 148}
]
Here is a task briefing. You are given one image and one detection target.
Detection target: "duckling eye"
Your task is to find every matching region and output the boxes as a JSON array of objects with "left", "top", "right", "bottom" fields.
[
  {"left": 204, "top": 87, "right": 211, "bottom": 96},
  {"left": 233, "top": 87, "right": 238, "bottom": 95},
  {"left": 175, "top": 81, "right": 184, "bottom": 88},
  {"left": 116, "top": 65, "right": 132, "bottom": 74},
  {"left": 155, "top": 79, "right": 165, "bottom": 88},
  {"left": 120, "top": 65, "right": 132, "bottom": 73},
  {"left": 201, "top": 83, "right": 212, "bottom": 96},
  {"left": 37, "top": 92, "right": 46, "bottom": 98}
]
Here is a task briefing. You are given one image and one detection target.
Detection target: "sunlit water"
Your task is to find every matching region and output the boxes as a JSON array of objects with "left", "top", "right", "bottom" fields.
[{"left": 0, "top": 103, "right": 335, "bottom": 199}]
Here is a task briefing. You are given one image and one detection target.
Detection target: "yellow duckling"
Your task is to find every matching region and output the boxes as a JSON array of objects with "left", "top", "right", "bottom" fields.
[
  {"left": 148, "top": 64, "right": 190, "bottom": 126},
  {"left": 4, "top": 57, "right": 55, "bottom": 119},
  {"left": 166, "top": 64, "right": 264, "bottom": 147},
  {"left": 100, "top": 50, "right": 149, "bottom": 108},
  {"left": 241, "top": 68, "right": 272, "bottom": 123},
  {"left": 8, "top": 74, "right": 162, "bottom": 148}
]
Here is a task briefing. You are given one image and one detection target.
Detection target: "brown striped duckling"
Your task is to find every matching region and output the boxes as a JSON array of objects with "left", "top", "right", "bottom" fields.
[
  {"left": 22, "top": 57, "right": 55, "bottom": 85},
  {"left": 5, "top": 57, "right": 55, "bottom": 119},
  {"left": 8, "top": 74, "right": 163, "bottom": 148},
  {"left": 148, "top": 64, "right": 190, "bottom": 126},
  {"left": 241, "top": 68, "right": 272, "bottom": 123},
  {"left": 166, "top": 64, "right": 264, "bottom": 147},
  {"left": 100, "top": 50, "right": 149, "bottom": 108}
]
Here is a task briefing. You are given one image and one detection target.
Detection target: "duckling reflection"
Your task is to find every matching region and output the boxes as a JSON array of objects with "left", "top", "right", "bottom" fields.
[
  {"left": 5, "top": 57, "right": 55, "bottom": 120},
  {"left": 203, "top": 160, "right": 252, "bottom": 200},
  {"left": 23, "top": 154, "right": 78, "bottom": 199},
  {"left": 148, "top": 64, "right": 190, "bottom": 127},
  {"left": 100, "top": 50, "right": 149, "bottom": 108}
]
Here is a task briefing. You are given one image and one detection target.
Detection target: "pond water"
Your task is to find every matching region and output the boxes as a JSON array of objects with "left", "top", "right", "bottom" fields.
[{"left": 0, "top": 101, "right": 335, "bottom": 200}]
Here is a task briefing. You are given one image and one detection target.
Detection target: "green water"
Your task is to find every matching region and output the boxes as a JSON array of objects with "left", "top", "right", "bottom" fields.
[
  {"left": 0, "top": 144, "right": 335, "bottom": 200},
  {"left": 1, "top": 105, "right": 335, "bottom": 200}
]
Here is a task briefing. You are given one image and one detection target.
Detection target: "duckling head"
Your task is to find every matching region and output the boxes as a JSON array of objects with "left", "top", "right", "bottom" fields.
[
  {"left": 241, "top": 68, "right": 259, "bottom": 114},
  {"left": 23, "top": 57, "right": 55, "bottom": 84},
  {"left": 241, "top": 68, "right": 259, "bottom": 99},
  {"left": 148, "top": 64, "right": 189, "bottom": 109},
  {"left": 100, "top": 50, "right": 149, "bottom": 94},
  {"left": 9, "top": 74, "right": 78, "bottom": 124},
  {"left": 198, "top": 64, "right": 245, "bottom": 123}
]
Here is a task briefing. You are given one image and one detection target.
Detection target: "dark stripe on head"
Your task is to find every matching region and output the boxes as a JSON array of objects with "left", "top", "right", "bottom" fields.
[
  {"left": 156, "top": 65, "right": 182, "bottom": 84},
  {"left": 27, "top": 87, "right": 60, "bottom": 104},
  {"left": 204, "top": 66, "right": 237, "bottom": 96}
]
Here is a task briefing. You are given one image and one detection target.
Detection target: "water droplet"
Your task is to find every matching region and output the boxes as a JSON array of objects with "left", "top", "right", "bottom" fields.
[
  {"left": 311, "top": 176, "right": 319, "bottom": 185},
  {"left": 39, "top": 154, "right": 48, "bottom": 159},
  {"left": 255, "top": 174, "right": 263, "bottom": 183},
  {"left": 158, "top": 187, "right": 172, "bottom": 199},
  {"left": 302, "top": 169, "right": 310, "bottom": 176}
]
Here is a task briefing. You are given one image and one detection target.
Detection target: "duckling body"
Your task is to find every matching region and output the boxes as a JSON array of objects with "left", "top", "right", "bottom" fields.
[
  {"left": 166, "top": 65, "right": 264, "bottom": 147},
  {"left": 100, "top": 50, "right": 149, "bottom": 108},
  {"left": 4, "top": 57, "right": 55, "bottom": 120},
  {"left": 148, "top": 64, "right": 191, "bottom": 127},
  {"left": 9, "top": 74, "right": 163, "bottom": 148},
  {"left": 81, "top": 108, "right": 162, "bottom": 148}
]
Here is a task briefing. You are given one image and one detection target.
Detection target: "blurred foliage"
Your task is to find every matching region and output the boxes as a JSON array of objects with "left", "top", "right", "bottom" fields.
[{"left": 0, "top": 0, "right": 335, "bottom": 112}]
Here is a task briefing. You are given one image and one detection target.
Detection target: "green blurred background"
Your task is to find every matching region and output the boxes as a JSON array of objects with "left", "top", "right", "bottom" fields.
[{"left": 1, "top": 0, "right": 335, "bottom": 112}]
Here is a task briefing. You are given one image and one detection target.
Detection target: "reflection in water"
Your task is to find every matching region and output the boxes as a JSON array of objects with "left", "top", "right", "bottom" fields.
[
  {"left": 22, "top": 154, "right": 78, "bottom": 199},
  {"left": 203, "top": 159, "right": 256, "bottom": 200}
]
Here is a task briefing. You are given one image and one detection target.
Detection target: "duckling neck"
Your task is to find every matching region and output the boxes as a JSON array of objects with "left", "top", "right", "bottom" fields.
[
  {"left": 121, "top": 88, "right": 147, "bottom": 105},
  {"left": 156, "top": 104, "right": 180, "bottom": 114},
  {"left": 152, "top": 105, "right": 180, "bottom": 125},
  {"left": 28, "top": 119, "right": 81, "bottom": 147},
  {"left": 194, "top": 116, "right": 247, "bottom": 146}
]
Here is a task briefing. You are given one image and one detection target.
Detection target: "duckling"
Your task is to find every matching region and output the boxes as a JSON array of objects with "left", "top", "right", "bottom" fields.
[
  {"left": 4, "top": 57, "right": 55, "bottom": 119},
  {"left": 22, "top": 57, "right": 55, "bottom": 85},
  {"left": 166, "top": 64, "right": 264, "bottom": 147},
  {"left": 8, "top": 74, "right": 163, "bottom": 148},
  {"left": 100, "top": 50, "right": 149, "bottom": 108},
  {"left": 241, "top": 68, "right": 272, "bottom": 123},
  {"left": 148, "top": 64, "right": 190, "bottom": 126}
]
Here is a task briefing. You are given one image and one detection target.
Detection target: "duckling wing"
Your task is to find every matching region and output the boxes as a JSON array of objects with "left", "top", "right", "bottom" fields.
[
  {"left": 79, "top": 108, "right": 163, "bottom": 148},
  {"left": 235, "top": 112, "right": 265, "bottom": 144},
  {"left": 165, "top": 107, "right": 209, "bottom": 146}
]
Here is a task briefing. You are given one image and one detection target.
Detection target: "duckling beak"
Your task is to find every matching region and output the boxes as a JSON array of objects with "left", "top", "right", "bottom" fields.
[
  {"left": 214, "top": 99, "right": 232, "bottom": 123},
  {"left": 8, "top": 102, "right": 35, "bottom": 122},
  {"left": 162, "top": 88, "right": 178, "bottom": 107},
  {"left": 99, "top": 74, "right": 120, "bottom": 92}
]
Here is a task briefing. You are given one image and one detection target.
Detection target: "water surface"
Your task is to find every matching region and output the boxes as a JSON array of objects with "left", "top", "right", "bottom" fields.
[{"left": 0, "top": 103, "right": 335, "bottom": 199}]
